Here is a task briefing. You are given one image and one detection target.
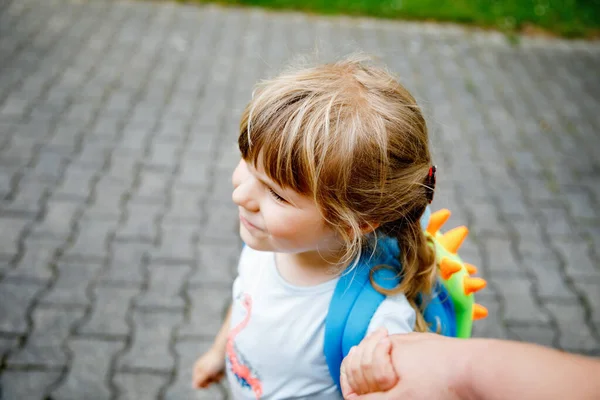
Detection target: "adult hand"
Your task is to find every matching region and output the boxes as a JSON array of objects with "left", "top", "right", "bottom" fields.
[
  {"left": 341, "top": 332, "right": 468, "bottom": 400},
  {"left": 340, "top": 328, "right": 398, "bottom": 398}
]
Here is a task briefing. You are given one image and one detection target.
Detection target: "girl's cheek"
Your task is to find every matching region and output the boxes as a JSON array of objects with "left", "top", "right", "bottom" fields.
[{"left": 265, "top": 211, "right": 300, "bottom": 237}]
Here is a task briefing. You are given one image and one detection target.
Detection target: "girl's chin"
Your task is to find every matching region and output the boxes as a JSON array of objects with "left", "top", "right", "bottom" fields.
[{"left": 240, "top": 228, "right": 271, "bottom": 251}]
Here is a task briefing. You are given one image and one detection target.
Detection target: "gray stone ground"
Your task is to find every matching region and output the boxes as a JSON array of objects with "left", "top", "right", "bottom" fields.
[{"left": 0, "top": 0, "right": 599, "bottom": 398}]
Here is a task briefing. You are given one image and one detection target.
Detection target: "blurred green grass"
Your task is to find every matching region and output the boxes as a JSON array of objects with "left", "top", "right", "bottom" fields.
[{"left": 185, "top": 0, "right": 600, "bottom": 38}]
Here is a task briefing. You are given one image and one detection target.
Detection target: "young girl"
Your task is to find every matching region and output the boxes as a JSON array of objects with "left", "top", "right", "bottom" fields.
[{"left": 192, "top": 55, "right": 438, "bottom": 399}]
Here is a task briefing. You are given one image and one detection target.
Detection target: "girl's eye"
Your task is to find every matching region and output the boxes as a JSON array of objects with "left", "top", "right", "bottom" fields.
[{"left": 269, "top": 188, "right": 286, "bottom": 203}]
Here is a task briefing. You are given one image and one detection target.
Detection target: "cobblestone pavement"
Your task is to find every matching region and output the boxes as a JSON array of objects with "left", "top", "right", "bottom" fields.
[{"left": 0, "top": 0, "right": 599, "bottom": 398}]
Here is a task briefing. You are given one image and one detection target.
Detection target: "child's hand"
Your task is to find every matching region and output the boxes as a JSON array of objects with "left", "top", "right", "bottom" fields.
[
  {"left": 340, "top": 327, "right": 398, "bottom": 399},
  {"left": 192, "top": 348, "right": 226, "bottom": 389}
]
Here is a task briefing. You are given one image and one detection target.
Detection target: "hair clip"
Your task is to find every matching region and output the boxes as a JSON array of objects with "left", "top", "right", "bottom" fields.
[{"left": 426, "top": 165, "right": 436, "bottom": 204}]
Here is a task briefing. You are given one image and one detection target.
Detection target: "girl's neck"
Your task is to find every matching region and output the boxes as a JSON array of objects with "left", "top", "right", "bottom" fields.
[{"left": 275, "top": 250, "right": 347, "bottom": 287}]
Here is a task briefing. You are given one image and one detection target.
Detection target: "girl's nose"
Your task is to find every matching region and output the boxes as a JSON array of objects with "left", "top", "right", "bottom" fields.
[
  {"left": 232, "top": 182, "right": 259, "bottom": 212},
  {"left": 232, "top": 160, "right": 259, "bottom": 212}
]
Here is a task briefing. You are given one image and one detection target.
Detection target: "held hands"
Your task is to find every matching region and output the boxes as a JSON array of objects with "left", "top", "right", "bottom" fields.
[
  {"left": 192, "top": 347, "right": 226, "bottom": 389},
  {"left": 340, "top": 330, "right": 468, "bottom": 400},
  {"left": 340, "top": 328, "right": 398, "bottom": 399}
]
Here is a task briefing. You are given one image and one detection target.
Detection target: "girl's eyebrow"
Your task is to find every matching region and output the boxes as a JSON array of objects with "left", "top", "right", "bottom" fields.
[
  {"left": 248, "top": 165, "right": 279, "bottom": 188},
  {"left": 249, "top": 164, "right": 301, "bottom": 206}
]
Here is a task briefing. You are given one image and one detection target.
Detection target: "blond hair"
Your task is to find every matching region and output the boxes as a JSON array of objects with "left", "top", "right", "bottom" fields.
[{"left": 238, "top": 55, "right": 436, "bottom": 331}]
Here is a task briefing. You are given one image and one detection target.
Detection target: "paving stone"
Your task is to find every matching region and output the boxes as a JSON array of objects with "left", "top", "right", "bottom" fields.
[
  {"left": 480, "top": 236, "right": 525, "bottom": 277},
  {"left": 50, "top": 338, "right": 123, "bottom": 400},
  {"left": 510, "top": 216, "right": 550, "bottom": 260},
  {"left": 573, "top": 281, "right": 600, "bottom": 324},
  {"left": 74, "top": 139, "right": 113, "bottom": 170},
  {"left": 53, "top": 166, "right": 97, "bottom": 200},
  {"left": 0, "top": 337, "right": 19, "bottom": 360},
  {"left": 26, "top": 149, "right": 68, "bottom": 183},
  {"left": 31, "top": 199, "right": 79, "bottom": 241},
  {"left": 46, "top": 126, "right": 82, "bottom": 156},
  {"left": 4, "top": 238, "right": 61, "bottom": 282},
  {"left": 164, "top": 340, "right": 226, "bottom": 400},
  {"left": 135, "top": 263, "right": 191, "bottom": 310},
  {"left": 162, "top": 185, "right": 205, "bottom": 222},
  {"left": 151, "top": 223, "right": 197, "bottom": 262},
  {"left": 144, "top": 138, "right": 181, "bottom": 172},
  {"left": 538, "top": 205, "right": 577, "bottom": 237},
  {"left": 64, "top": 217, "right": 119, "bottom": 261},
  {"left": 179, "top": 287, "right": 231, "bottom": 338},
  {"left": 118, "top": 310, "right": 183, "bottom": 373},
  {"left": 506, "top": 323, "right": 557, "bottom": 348},
  {"left": 88, "top": 175, "right": 129, "bottom": 216},
  {"left": 553, "top": 240, "right": 600, "bottom": 281},
  {"left": 115, "top": 202, "right": 162, "bottom": 243},
  {"left": 1, "top": 180, "right": 48, "bottom": 217},
  {"left": 545, "top": 301, "right": 599, "bottom": 352},
  {"left": 467, "top": 201, "right": 507, "bottom": 237},
  {"left": 131, "top": 169, "right": 170, "bottom": 204},
  {"left": 0, "top": 370, "right": 62, "bottom": 400},
  {"left": 176, "top": 153, "right": 211, "bottom": 188},
  {"left": 187, "top": 128, "right": 219, "bottom": 155},
  {"left": 99, "top": 242, "right": 148, "bottom": 285},
  {"left": 0, "top": 135, "right": 39, "bottom": 169},
  {"left": 525, "top": 255, "right": 579, "bottom": 301},
  {"left": 119, "top": 125, "right": 153, "bottom": 151},
  {"left": 113, "top": 373, "right": 170, "bottom": 400},
  {"left": 492, "top": 276, "right": 551, "bottom": 325},
  {"left": 202, "top": 203, "right": 239, "bottom": 242},
  {"left": 0, "top": 281, "right": 44, "bottom": 334},
  {"left": 191, "top": 243, "right": 240, "bottom": 285},
  {"left": 563, "top": 186, "right": 598, "bottom": 220},
  {"left": 7, "top": 307, "right": 84, "bottom": 368},
  {"left": 77, "top": 286, "right": 139, "bottom": 337},
  {"left": 0, "top": 216, "right": 30, "bottom": 257},
  {"left": 39, "top": 262, "right": 103, "bottom": 307},
  {"left": 0, "top": 167, "right": 16, "bottom": 198},
  {"left": 207, "top": 170, "right": 235, "bottom": 204},
  {"left": 107, "top": 151, "right": 140, "bottom": 185}
]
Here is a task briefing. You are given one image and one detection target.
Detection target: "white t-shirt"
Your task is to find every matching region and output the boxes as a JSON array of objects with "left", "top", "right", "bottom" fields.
[{"left": 225, "top": 245, "right": 416, "bottom": 400}]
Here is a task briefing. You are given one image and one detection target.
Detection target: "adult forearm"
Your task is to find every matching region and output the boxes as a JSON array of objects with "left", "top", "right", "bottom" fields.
[{"left": 464, "top": 339, "right": 600, "bottom": 400}]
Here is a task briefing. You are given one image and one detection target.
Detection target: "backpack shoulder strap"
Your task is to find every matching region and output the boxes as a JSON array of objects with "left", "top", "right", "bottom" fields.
[
  {"left": 324, "top": 237, "right": 401, "bottom": 391},
  {"left": 324, "top": 261, "right": 371, "bottom": 391}
]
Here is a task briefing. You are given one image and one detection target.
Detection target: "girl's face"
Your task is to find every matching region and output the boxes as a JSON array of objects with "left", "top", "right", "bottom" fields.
[{"left": 231, "top": 158, "right": 344, "bottom": 256}]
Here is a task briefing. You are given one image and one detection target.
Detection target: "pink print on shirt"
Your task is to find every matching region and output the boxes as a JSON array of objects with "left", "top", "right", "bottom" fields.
[{"left": 226, "top": 293, "right": 263, "bottom": 399}]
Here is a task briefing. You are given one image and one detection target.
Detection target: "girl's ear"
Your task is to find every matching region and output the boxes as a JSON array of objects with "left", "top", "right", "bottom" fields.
[
  {"left": 343, "top": 222, "right": 380, "bottom": 240},
  {"left": 360, "top": 222, "right": 380, "bottom": 235},
  {"left": 352, "top": 222, "right": 379, "bottom": 235}
]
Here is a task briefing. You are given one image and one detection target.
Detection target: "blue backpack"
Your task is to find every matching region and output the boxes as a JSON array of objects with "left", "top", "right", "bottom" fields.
[{"left": 323, "top": 206, "right": 487, "bottom": 392}]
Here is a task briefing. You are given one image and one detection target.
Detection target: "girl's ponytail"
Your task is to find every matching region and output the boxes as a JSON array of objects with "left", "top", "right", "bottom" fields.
[{"left": 375, "top": 204, "right": 437, "bottom": 332}]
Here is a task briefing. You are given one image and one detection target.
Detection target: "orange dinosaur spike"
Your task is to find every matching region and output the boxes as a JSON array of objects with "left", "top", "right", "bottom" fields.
[
  {"left": 464, "top": 277, "right": 487, "bottom": 295},
  {"left": 427, "top": 208, "right": 451, "bottom": 235},
  {"left": 440, "top": 257, "right": 462, "bottom": 280},
  {"left": 439, "top": 226, "right": 469, "bottom": 254},
  {"left": 465, "top": 263, "right": 478, "bottom": 275},
  {"left": 472, "top": 304, "right": 488, "bottom": 320}
]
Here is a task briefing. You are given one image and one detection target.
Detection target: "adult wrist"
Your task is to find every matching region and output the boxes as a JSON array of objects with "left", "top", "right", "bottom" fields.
[{"left": 452, "top": 338, "right": 481, "bottom": 400}]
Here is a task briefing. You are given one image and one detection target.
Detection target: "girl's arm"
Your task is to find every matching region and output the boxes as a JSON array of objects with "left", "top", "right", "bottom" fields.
[
  {"left": 211, "top": 305, "right": 232, "bottom": 354},
  {"left": 192, "top": 305, "right": 232, "bottom": 389}
]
